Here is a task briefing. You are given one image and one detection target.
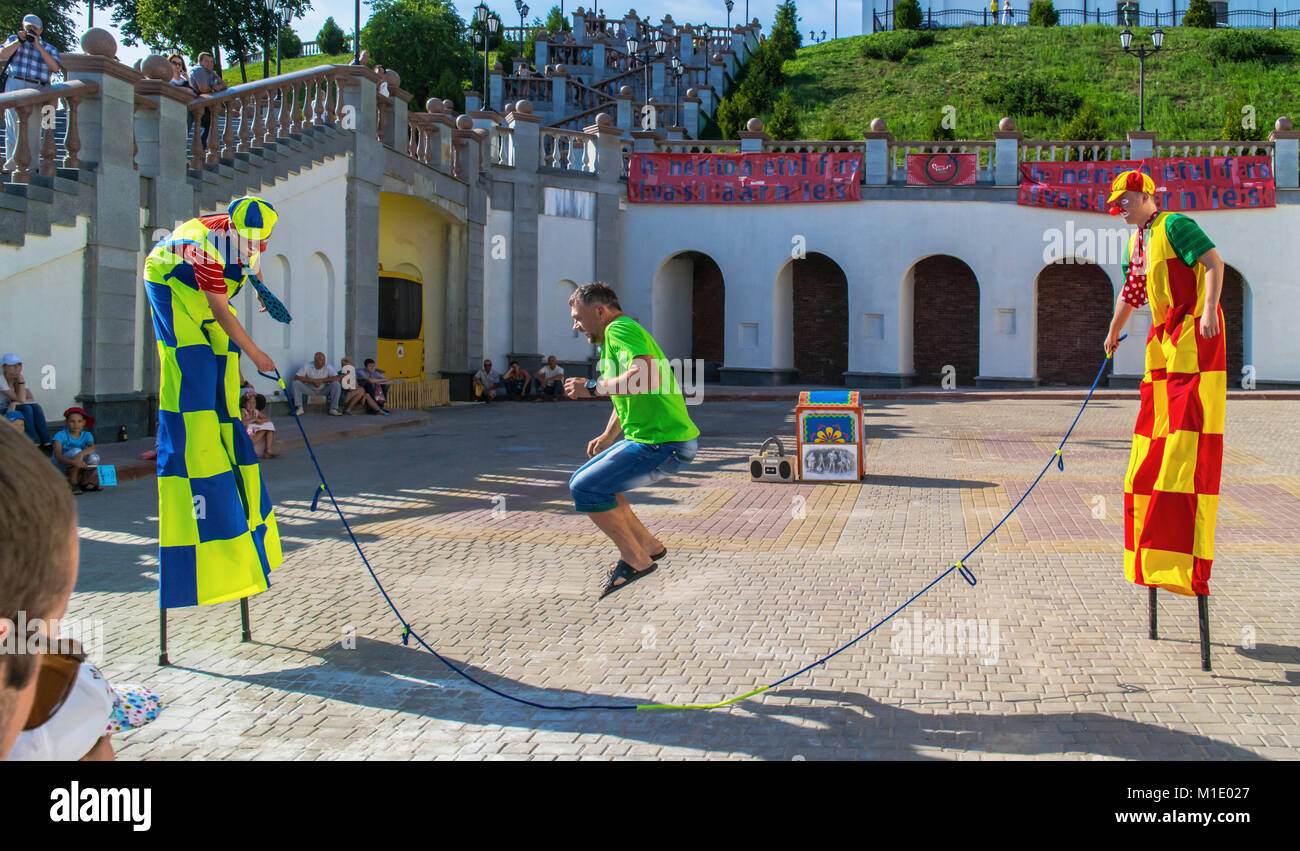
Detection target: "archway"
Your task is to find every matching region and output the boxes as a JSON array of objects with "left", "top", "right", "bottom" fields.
[
  {"left": 790, "top": 253, "right": 849, "bottom": 385},
  {"left": 1035, "top": 260, "right": 1114, "bottom": 385},
  {"left": 651, "top": 251, "right": 724, "bottom": 380},
  {"left": 910, "top": 255, "right": 980, "bottom": 386},
  {"left": 1221, "top": 265, "right": 1247, "bottom": 383}
]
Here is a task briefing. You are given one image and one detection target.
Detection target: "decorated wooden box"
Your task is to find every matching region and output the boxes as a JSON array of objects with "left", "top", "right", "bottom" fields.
[{"left": 795, "top": 390, "right": 865, "bottom": 482}]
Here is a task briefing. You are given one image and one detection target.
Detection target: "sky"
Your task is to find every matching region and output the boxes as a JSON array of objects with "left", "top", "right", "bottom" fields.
[{"left": 65, "top": 1, "right": 862, "bottom": 68}]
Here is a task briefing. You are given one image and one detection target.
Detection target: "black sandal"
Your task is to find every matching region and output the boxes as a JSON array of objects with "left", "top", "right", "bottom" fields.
[
  {"left": 600, "top": 560, "right": 657, "bottom": 599},
  {"left": 650, "top": 547, "right": 667, "bottom": 561}
]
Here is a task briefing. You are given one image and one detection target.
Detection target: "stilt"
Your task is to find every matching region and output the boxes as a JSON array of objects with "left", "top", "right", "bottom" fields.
[
  {"left": 158, "top": 608, "right": 170, "bottom": 666},
  {"left": 1198, "top": 594, "right": 1211, "bottom": 672},
  {"left": 1147, "top": 586, "right": 1157, "bottom": 639},
  {"left": 240, "top": 597, "right": 252, "bottom": 642}
]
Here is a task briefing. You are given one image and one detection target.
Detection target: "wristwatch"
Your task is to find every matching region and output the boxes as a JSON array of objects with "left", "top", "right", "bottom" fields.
[{"left": 586, "top": 378, "right": 603, "bottom": 397}]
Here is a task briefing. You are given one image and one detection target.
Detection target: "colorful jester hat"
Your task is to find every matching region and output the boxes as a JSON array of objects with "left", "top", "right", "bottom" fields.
[
  {"left": 1106, "top": 169, "right": 1156, "bottom": 216},
  {"left": 227, "top": 196, "right": 292, "bottom": 324}
]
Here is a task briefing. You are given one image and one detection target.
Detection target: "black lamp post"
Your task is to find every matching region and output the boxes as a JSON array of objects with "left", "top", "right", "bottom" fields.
[
  {"left": 475, "top": 2, "right": 492, "bottom": 99},
  {"left": 654, "top": 34, "right": 667, "bottom": 102},
  {"left": 262, "top": 0, "right": 276, "bottom": 79},
  {"left": 1120, "top": 26, "right": 1164, "bottom": 132},
  {"left": 355, "top": 0, "right": 361, "bottom": 63},
  {"left": 670, "top": 54, "right": 682, "bottom": 128},
  {"left": 725, "top": 0, "right": 733, "bottom": 29},
  {"left": 278, "top": 4, "right": 290, "bottom": 76}
]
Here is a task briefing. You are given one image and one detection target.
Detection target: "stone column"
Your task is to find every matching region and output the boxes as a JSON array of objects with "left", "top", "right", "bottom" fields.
[
  {"left": 536, "top": 38, "right": 549, "bottom": 69},
  {"left": 490, "top": 63, "right": 504, "bottom": 112},
  {"left": 863, "top": 118, "right": 894, "bottom": 186},
  {"left": 738, "top": 118, "right": 770, "bottom": 153},
  {"left": 679, "top": 26, "right": 694, "bottom": 65},
  {"left": 63, "top": 30, "right": 153, "bottom": 438},
  {"left": 616, "top": 86, "right": 634, "bottom": 134},
  {"left": 993, "top": 117, "right": 1022, "bottom": 187},
  {"left": 587, "top": 113, "right": 626, "bottom": 288},
  {"left": 551, "top": 65, "right": 568, "bottom": 116},
  {"left": 708, "top": 53, "right": 725, "bottom": 93},
  {"left": 631, "top": 129, "right": 664, "bottom": 153},
  {"left": 465, "top": 91, "right": 483, "bottom": 112},
  {"left": 1270, "top": 117, "right": 1299, "bottom": 189},
  {"left": 696, "top": 84, "right": 715, "bottom": 119},
  {"left": 651, "top": 57, "right": 665, "bottom": 99},
  {"left": 592, "top": 37, "right": 606, "bottom": 72},
  {"left": 335, "top": 66, "right": 382, "bottom": 367},
  {"left": 573, "top": 9, "right": 587, "bottom": 38},
  {"left": 507, "top": 101, "right": 543, "bottom": 360},
  {"left": 379, "top": 73, "right": 409, "bottom": 150},
  {"left": 1127, "top": 129, "right": 1156, "bottom": 160},
  {"left": 683, "top": 89, "right": 701, "bottom": 138}
]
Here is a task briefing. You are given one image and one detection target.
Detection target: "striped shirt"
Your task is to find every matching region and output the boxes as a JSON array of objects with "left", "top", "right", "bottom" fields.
[
  {"left": 184, "top": 215, "right": 236, "bottom": 295},
  {"left": 2, "top": 35, "right": 60, "bottom": 84}
]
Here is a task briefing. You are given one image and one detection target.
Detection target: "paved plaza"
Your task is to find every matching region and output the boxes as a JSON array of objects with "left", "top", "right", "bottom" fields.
[{"left": 68, "top": 395, "right": 1300, "bottom": 760}]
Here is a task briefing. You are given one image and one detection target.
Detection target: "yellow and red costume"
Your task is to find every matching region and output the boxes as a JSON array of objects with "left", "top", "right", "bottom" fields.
[{"left": 1118, "top": 190, "right": 1224, "bottom": 597}]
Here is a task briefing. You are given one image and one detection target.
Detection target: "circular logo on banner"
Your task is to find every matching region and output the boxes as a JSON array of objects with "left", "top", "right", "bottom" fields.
[{"left": 924, "top": 154, "right": 962, "bottom": 184}]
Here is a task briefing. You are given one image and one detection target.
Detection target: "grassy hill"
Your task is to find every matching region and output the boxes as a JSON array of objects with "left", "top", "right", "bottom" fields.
[
  {"left": 781, "top": 25, "right": 1300, "bottom": 141},
  {"left": 221, "top": 52, "right": 356, "bottom": 85}
]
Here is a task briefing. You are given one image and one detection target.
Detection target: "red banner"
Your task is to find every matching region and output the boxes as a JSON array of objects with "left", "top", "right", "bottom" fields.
[
  {"left": 628, "top": 152, "right": 862, "bottom": 204},
  {"left": 906, "top": 152, "right": 978, "bottom": 185},
  {"left": 1018, "top": 156, "right": 1275, "bottom": 212}
]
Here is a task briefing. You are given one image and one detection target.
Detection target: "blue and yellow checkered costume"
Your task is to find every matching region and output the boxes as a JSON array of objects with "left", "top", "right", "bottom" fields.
[{"left": 144, "top": 214, "right": 283, "bottom": 608}]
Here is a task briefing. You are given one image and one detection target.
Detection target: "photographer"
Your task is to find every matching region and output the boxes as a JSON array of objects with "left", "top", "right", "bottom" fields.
[{"left": 1, "top": 14, "right": 61, "bottom": 175}]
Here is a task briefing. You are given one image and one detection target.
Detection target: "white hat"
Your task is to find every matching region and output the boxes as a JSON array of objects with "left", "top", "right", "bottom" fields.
[
  {"left": 1, "top": 353, "right": 20, "bottom": 366},
  {"left": 22, "top": 14, "right": 42, "bottom": 28},
  {"left": 7, "top": 660, "right": 115, "bottom": 761}
]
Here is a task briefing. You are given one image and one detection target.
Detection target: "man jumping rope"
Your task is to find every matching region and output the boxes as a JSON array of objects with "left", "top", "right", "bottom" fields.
[{"left": 564, "top": 282, "right": 700, "bottom": 599}]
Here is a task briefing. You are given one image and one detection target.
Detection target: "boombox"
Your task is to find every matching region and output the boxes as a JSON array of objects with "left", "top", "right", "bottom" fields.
[{"left": 750, "top": 437, "right": 795, "bottom": 483}]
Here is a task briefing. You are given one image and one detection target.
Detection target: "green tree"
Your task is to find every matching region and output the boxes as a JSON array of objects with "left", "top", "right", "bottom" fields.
[
  {"left": 715, "top": 88, "right": 756, "bottom": 139},
  {"left": 1061, "top": 101, "right": 1108, "bottom": 158},
  {"left": 1028, "top": 0, "right": 1059, "bottom": 26},
  {"left": 543, "top": 4, "right": 570, "bottom": 33},
  {"left": 279, "top": 24, "right": 302, "bottom": 59},
  {"left": 819, "top": 114, "right": 851, "bottom": 141},
  {"left": 0, "top": 0, "right": 78, "bottom": 51},
  {"left": 767, "top": 88, "right": 801, "bottom": 139},
  {"left": 894, "top": 0, "right": 923, "bottom": 31},
  {"left": 128, "top": 0, "right": 309, "bottom": 80},
  {"left": 1183, "top": 0, "right": 1217, "bottom": 28},
  {"left": 770, "top": 0, "right": 801, "bottom": 63},
  {"left": 317, "top": 16, "right": 346, "bottom": 54},
  {"left": 361, "top": 0, "right": 474, "bottom": 112}
]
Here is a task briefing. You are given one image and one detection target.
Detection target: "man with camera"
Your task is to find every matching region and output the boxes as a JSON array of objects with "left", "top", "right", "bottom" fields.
[{"left": 1, "top": 14, "right": 62, "bottom": 175}]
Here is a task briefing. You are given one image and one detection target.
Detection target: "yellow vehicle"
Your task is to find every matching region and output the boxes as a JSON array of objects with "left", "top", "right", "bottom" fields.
[{"left": 376, "top": 269, "right": 425, "bottom": 381}]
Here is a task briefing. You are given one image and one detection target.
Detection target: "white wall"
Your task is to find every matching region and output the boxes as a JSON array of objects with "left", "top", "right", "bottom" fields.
[
  {"left": 617, "top": 198, "right": 1298, "bottom": 382},
  {"left": 651, "top": 255, "right": 693, "bottom": 361},
  {"left": 536, "top": 213, "right": 597, "bottom": 362},
  {"left": 237, "top": 155, "right": 350, "bottom": 401},
  {"left": 484, "top": 207, "right": 513, "bottom": 366},
  {"left": 0, "top": 219, "right": 89, "bottom": 415}
]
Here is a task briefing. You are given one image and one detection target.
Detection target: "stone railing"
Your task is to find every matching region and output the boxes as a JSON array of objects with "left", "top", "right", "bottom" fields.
[
  {"left": 187, "top": 65, "right": 343, "bottom": 169},
  {"left": 0, "top": 79, "right": 96, "bottom": 183},
  {"left": 491, "top": 124, "right": 515, "bottom": 167},
  {"left": 1155, "top": 140, "right": 1274, "bottom": 158},
  {"left": 767, "top": 140, "right": 867, "bottom": 154},
  {"left": 503, "top": 76, "right": 552, "bottom": 105},
  {"left": 539, "top": 126, "right": 595, "bottom": 172},
  {"left": 655, "top": 139, "right": 741, "bottom": 154},
  {"left": 1019, "top": 139, "right": 1132, "bottom": 163}
]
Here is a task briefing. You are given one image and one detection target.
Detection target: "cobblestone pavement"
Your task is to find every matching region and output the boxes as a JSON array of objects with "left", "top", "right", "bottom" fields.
[{"left": 67, "top": 396, "right": 1300, "bottom": 760}]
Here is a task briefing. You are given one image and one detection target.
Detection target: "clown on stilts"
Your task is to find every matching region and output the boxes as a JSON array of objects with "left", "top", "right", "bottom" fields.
[
  {"left": 1102, "top": 170, "right": 1226, "bottom": 669},
  {"left": 143, "top": 197, "right": 289, "bottom": 663}
]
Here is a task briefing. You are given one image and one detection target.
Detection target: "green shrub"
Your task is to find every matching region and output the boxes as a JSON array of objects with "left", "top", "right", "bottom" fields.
[
  {"left": 771, "top": 0, "right": 803, "bottom": 62},
  {"left": 926, "top": 112, "right": 956, "bottom": 141},
  {"left": 768, "top": 89, "right": 801, "bottom": 140},
  {"left": 860, "top": 30, "right": 934, "bottom": 62},
  {"left": 1028, "top": 1, "right": 1059, "bottom": 26},
  {"left": 819, "top": 114, "right": 852, "bottom": 140},
  {"left": 716, "top": 90, "right": 757, "bottom": 139},
  {"left": 983, "top": 72, "right": 1081, "bottom": 118},
  {"left": 496, "top": 37, "right": 518, "bottom": 70},
  {"left": 1061, "top": 102, "right": 1107, "bottom": 158},
  {"left": 433, "top": 67, "right": 464, "bottom": 113},
  {"left": 317, "top": 17, "right": 347, "bottom": 55},
  {"left": 279, "top": 26, "right": 302, "bottom": 60},
  {"left": 1205, "top": 30, "right": 1291, "bottom": 65},
  {"left": 1183, "top": 0, "right": 1217, "bottom": 28},
  {"left": 894, "top": 0, "right": 923, "bottom": 31},
  {"left": 1220, "top": 104, "right": 1265, "bottom": 141}
]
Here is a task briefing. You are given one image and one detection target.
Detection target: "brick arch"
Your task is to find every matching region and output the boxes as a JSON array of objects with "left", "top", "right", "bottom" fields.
[
  {"left": 1036, "top": 261, "right": 1115, "bottom": 385},
  {"left": 1221, "top": 265, "right": 1246, "bottom": 383},
  {"left": 912, "top": 255, "right": 979, "bottom": 385},
  {"left": 792, "top": 253, "right": 848, "bottom": 385}
]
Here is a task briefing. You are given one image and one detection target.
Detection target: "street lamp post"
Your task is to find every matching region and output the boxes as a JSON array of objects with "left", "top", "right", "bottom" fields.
[
  {"left": 626, "top": 36, "right": 643, "bottom": 98},
  {"left": 725, "top": 0, "right": 733, "bottom": 29},
  {"left": 670, "top": 54, "right": 682, "bottom": 129},
  {"left": 654, "top": 34, "right": 667, "bottom": 103},
  {"left": 1120, "top": 26, "right": 1164, "bottom": 132},
  {"left": 262, "top": 0, "right": 276, "bottom": 79},
  {"left": 355, "top": 0, "right": 361, "bottom": 63},
  {"left": 278, "top": 4, "right": 290, "bottom": 76}
]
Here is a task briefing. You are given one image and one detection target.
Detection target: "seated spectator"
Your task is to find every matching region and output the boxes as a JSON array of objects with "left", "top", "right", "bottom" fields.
[
  {"left": 188, "top": 52, "right": 227, "bottom": 150},
  {"left": 339, "top": 358, "right": 387, "bottom": 416},
  {"left": 502, "top": 360, "right": 533, "bottom": 400},
  {"left": 359, "top": 358, "right": 390, "bottom": 408},
  {"left": 0, "top": 425, "right": 79, "bottom": 759},
  {"left": 241, "top": 392, "right": 279, "bottom": 458},
  {"left": 1, "top": 353, "right": 50, "bottom": 450},
  {"left": 534, "top": 355, "right": 565, "bottom": 401},
  {"left": 168, "top": 54, "right": 192, "bottom": 90},
  {"left": 473, "top": 358, "right": 504, "bottom": 402},
  {"left": 293, "top": 352, "right": 342, "bottom": 416},
  {"left": 51, "top": 408, "right": 100, "bottom": 495}
]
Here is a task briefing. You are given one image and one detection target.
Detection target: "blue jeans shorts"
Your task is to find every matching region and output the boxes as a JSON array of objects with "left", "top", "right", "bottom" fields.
[{"left": 569, "top": 437, "right": 698, "bottom": 513}]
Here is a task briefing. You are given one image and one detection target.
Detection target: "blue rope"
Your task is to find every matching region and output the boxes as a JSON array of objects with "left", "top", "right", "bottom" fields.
[{"left": 258, "top": 337, "right": 1123, "bottom": 712}]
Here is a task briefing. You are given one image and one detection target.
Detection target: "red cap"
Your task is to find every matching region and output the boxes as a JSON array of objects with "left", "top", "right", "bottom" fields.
[{"left": 62, "top": 407, "right": 95, "bottom": 429}]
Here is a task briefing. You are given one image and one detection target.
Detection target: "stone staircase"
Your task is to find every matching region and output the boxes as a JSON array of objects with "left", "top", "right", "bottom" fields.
[{"left": 0, "top": 120, "right": 353, "bottom": 248}]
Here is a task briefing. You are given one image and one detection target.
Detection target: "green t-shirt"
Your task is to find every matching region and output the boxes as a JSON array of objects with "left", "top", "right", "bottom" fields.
[
  {"left": 598, "top": 316, "right": 700, "bottom": 446},
  {"left": 1121, "top": 213, "right": 1215, "bottom": 277}
]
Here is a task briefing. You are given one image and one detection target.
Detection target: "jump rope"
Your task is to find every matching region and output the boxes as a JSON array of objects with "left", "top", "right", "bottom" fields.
[{"left": 258, "top": 334, "right": 1124, "bottom": 712}]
